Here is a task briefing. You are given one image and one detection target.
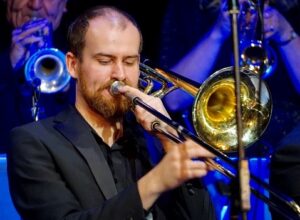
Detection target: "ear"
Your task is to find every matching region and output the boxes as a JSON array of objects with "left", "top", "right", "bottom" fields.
[{"left": 66, "top": 52, "right": 79, "bottom": 79}]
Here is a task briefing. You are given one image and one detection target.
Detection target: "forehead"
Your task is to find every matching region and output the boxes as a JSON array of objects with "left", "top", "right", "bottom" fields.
[
  {"left": 88, "top": 15, "right": 138, "bottom": 35},
  {"left": 84, "top": 16, "right": 141, "bottom": 52}
]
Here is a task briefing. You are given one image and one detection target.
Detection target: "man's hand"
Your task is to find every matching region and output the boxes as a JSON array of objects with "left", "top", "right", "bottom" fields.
[
  {"left": 264, "top": 6, "right": 295, "bottom": 44},
  {"left": 116, "top": 84, "right": 177, "bottom": 145},
  {"left": 10, "top": 18, "right": 50, "bottom": 70},
  {"left": 138, "top": 139, "right": 215, "bottom": 210}
]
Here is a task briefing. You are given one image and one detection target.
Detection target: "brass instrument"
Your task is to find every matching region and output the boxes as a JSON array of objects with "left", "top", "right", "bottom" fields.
[
  {"left": 25, "top": 48, "right": 70, "bottom": 93},
  {"left": 193, "top": 67, "right": 271, "bottom": 152},
  {"left": 239, "top": 0, "right": 277, "bottom": 78},
  {"left": 24, "top": 19, "right": 70, "bottom": 93},
  {"left": 111, "top": 63, "right": 300, "bottom": 219},
  {"left": 240, "top": 40, "right": 277, "bottom": 78},
  {"left": 139, "top": 63, "right": 272, "bottom": 153}
]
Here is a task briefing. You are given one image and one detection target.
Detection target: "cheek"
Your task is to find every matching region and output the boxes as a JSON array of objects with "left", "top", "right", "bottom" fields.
[
  {"left": 127, "top": 68, "right": 140, "bottom": 88},
  {"left": 7, "top": 3, "right": 27, "bottom": 27},
  {"left": 44, "top": 1, "right": 66, "bottom": 28},
  {"left": 132, "top": 76, "right": 140, "bottom": 89},
  {"left": 11, "top": 0, "right": 27, "bottom": 9},
  {"left": 82, "top": 69, "right": 109, "bottom": 91},
  {"left": 7, "top": 0, "right": 26, "bottom": 18},
  {"left": 44, "top": 1, "right": 64, "bottom": 14}
]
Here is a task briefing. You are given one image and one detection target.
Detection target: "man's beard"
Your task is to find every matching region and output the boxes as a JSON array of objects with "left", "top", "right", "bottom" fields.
[{"left": 78, "top": 73, "right": 132, "bottom": 119}]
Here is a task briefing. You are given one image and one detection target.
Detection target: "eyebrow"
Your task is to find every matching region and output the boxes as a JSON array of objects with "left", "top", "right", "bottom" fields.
[{"left": 94, "top": 53, "right": 140, "bottom": 60}]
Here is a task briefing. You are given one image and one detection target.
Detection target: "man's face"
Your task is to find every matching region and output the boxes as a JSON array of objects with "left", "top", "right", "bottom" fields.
[
  {"left": 6, "top": 0, "right": 67, "bottom": 29},
  {"left": 73, "top": 17, "right": 141, "bottom": 119}
]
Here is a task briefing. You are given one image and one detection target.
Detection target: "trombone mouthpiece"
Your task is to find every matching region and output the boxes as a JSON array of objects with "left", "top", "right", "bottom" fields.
[{"left": 110, "top": 81, "right": 125, "bottom": 95}]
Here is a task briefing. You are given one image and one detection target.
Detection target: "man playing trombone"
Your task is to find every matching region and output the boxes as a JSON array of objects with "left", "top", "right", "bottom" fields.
[{"left": 7, "top": 6, "right": 216, "bottom": 220}]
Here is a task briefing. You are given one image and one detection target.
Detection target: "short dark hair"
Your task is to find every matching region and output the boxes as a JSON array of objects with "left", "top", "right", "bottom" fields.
[{"left": 67, "top": 5, "right": 143, "bottom": 60}]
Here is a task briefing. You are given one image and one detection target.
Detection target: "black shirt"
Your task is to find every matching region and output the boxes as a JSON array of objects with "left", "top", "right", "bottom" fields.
[
  {"left": 90, "top": 113, "right": 154, "bottom": 193},
  {"left": 82, "top": 110, "right": 216, "bottom": 220}
]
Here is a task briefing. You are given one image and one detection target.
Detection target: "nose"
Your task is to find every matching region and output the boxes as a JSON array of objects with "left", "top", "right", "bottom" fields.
[
  {"left": 112, "top": 62, "right": 126, "bottom": 81},
  {"left": 27, "top": 0, "right": 42, "bottom": 10}
]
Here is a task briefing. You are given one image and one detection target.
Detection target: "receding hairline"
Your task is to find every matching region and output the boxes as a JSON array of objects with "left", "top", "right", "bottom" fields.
[
  {"left": 67, "top": 6, "right": 143, "bottom": 59},
  {"left": 85, "top": 6, "right": 141, "bottom": 36},
  {"left": 89, "top": 16, "right": 135, "bottom": 43},
  {"left": 88, "top": 7, "right": 142, "bottom": 50},
  {"left": 92, "top": 7, "right": 132, "bottom": 28}
]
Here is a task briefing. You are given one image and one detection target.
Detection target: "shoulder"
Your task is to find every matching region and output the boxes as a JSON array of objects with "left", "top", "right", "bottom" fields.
[
  {"left": 10, "top": 115, "right": 55, "bottom": 136},
  {"left": 9, "top": 106, "right": 76, "bottom": 145},
  {"left": 8, "top": 116, "right": 56, "bottom": 156},
  {"left": 7, "top": 107, "right": 78, "bottom": 162}
]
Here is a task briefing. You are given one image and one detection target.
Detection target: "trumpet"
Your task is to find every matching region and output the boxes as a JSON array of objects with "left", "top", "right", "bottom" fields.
[
  {"left": 239, "top": 0, "right": 277, "bottom": 78},
  {"left": 110, "top": 62, "right": 300, "bottom": 219},
  {"left": 24, "top": 19, "right": 70, "bottom": 93}
]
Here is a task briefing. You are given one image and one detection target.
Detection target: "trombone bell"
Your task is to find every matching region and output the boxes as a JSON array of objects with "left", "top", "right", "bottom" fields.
[
  {"left": 139, "top": 64, "right": 272, "bottom": 153},
  {"left": 192, "top": 67, "right": 271, "bottom": 152}
]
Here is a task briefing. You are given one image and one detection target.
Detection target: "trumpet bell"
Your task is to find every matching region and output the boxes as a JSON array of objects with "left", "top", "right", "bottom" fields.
[
  {"left": 192, "top": 67, "right": 272, "bottom": 152},
  {"left": 24, "top": 48, "right": 70, "bottom": 93},
  {"left": 241, "top": 41, "right": 277, "bottom": 78}
]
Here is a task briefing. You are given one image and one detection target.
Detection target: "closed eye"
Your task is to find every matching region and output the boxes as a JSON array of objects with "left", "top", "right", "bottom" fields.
[
  {"left": 124, "top": 57, "right": 138, "bottom": 66},
  {"left": 97, "top": 59, "right": 112, "bottom": 65}
]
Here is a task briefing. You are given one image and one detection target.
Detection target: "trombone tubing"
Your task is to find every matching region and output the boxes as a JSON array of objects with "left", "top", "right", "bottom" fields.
[
  {"left": 136, "top": 96, "right": 300, "bottom": 219},
  {"left": 117, "top": 83, "right": 300, "bottom": 219}
]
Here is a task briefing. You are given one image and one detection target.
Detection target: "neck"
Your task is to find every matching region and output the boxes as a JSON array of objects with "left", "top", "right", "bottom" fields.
[{"left": 75, "top": 102, "right": 123, "bottom": 147}]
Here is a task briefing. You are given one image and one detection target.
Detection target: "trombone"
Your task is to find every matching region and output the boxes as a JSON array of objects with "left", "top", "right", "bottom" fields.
[
  {"left": 139, "top": 63, "right": 271, "bottom": 153},
  {"left": 111, "top": 62, "right": 300, "bottom": 219}
]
